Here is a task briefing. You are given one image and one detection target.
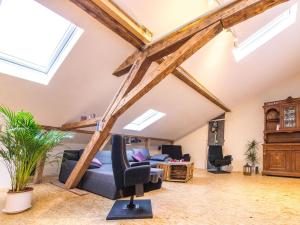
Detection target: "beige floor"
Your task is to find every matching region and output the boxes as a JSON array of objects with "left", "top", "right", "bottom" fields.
[{"left": 0, "top": 171, "right": 300, "bottom": 225}]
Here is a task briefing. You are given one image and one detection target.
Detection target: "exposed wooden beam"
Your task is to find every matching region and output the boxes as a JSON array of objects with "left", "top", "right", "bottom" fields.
[
  {"left": 221, "top": 0, "right": 287, "bottom": 28},
  {"left": 144, "top": 138, "right": 150, "bottom": 149},
  {"left": 33, "top": 155, "right": 46, "bottom": 184},
  {"left": 65, "top": 131, "right": 112, "bottom": 188},
  {"left": 114, "top": 22, "right": 223, "bottom": 118},
  {"left": 42, "top": 125, "right": 95, "bottom": 134},
  {"left": 71, "top": 0, "right": 231, "bottom": 112},
  {"left": 70, "top": 0, "right": 148, "bottom": 49},
  {"left": 90, "top": 0, "right": 152, "bottom": 43},
  {"left": 113, "top": 0, "right": 288, "bottom": 76},
  {"left": 170, "top": 66, "right": 230, "bottom": 112},
  {"left": 61, "top": 117, "right": 101, "bottom": 130},
  {"left": 123, "top": 56, "right": 152, "bottom": 96},
  {"left": 65, "top": 49, "right": 154, "bottom": 189}
]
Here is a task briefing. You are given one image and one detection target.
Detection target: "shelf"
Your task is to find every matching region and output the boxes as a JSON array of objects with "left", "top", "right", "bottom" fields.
[
  {"left": 266, "top": 119, "right": 279, "bottom": 122},
  {"left": 264, "top": 130, "right": 300, "bottom": 134}
]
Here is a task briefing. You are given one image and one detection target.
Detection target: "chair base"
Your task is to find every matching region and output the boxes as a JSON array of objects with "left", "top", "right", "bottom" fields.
[
  {"left": 106, "top": 199, "right": 153, "bottom": 220},
  {"left": 208, "top": 170, "right": 230, "bottom": 174}
]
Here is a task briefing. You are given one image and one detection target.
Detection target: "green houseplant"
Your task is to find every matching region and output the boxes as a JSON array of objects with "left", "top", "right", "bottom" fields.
[
  {"left": 245, "top": 140, "right": 259, "bottom": 167},
  {"left": 0, "top": 106, "right": 72, "bottom": 213}
]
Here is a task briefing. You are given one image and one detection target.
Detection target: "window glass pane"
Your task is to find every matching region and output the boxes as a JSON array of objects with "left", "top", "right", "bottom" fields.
[
  {"left": 0, "top": 0, "right": 74, "bottom": 71},
  {"left": 284, "top": 106, "right": 296, "bottom": 128},
  {"left": 124, "top": 109, "right": 166, "bottom": 131}
]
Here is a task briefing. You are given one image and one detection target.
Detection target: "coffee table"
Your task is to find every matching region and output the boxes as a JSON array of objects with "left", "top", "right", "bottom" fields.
[{"left": 156, "top": 161, "right": 194, "bottom": 183}]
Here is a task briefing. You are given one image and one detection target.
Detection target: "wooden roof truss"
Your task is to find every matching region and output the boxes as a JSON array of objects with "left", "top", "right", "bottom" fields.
[{"left": 62, "top": 0, "right": 288, "bottom": 188}]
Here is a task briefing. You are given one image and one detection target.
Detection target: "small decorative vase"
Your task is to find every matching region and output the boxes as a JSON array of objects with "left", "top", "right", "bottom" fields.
[{"left": 2, "top": 187, "right": 33, "bottom": 214}]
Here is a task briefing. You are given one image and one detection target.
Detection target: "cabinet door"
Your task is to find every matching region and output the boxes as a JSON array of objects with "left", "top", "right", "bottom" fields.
[
  {"left": 266, "top": 150, "right": 289, "bottom": 171},
  {"left": 292, "top": 151, "right": 300, "bottom": 173}
]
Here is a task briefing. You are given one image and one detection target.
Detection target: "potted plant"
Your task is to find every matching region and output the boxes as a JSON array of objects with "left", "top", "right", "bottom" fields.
[
  {"left": 0, "top": 106, "right": 72, "bottom": 214},
  {"left": 245, "top": 140, "right": 259, "bottom": 173}
]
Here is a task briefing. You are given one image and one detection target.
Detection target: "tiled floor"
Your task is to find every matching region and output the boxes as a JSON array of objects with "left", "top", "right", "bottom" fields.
[{"left": 1, "top": 171, "right": 299, "bottom": 225}]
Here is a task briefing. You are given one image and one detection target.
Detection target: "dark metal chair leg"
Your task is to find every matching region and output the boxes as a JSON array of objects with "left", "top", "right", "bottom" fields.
[{"left": 126, "top": 196, "right": 136, "bottom": 209}]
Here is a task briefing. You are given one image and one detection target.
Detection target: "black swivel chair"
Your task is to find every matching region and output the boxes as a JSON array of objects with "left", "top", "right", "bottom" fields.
[
  {"left": 207, "top": 145, "right": 232, "bottom": 174},
  {"left": 107, "top": 135, "right": 157, "bottom": 220}
]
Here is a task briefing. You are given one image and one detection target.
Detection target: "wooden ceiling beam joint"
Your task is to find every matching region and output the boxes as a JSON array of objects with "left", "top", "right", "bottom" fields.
[
  {"left": 113, "top": 22, "right": 223, "bottom": 118},
  {"left": 113, "top": 0, "right": 288, "bottom": 76}
]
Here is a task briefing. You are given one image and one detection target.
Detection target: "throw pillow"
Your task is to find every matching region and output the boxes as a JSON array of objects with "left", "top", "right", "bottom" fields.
[
  {"left": 132, "top": 151, "right": 147, "bottom": 162},
  {"left": 89, "top": 157, "right": 102, "bottom": 169},
  {"left": 132, "top": 148, "right": 151, "bottom": 160}
]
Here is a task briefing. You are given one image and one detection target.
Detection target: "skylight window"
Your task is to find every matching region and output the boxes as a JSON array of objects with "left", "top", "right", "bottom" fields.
[
  {"left": 0, "top": 0, "right": 83, "bottom": 85},
  {"left": 233, "top": 3, "right": 298, "bottom": 62},
  {"left": 124, "top": 109, "right": 166, "bottom": 131}
]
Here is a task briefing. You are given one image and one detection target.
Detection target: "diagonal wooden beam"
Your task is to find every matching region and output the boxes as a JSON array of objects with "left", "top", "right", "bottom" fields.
[
  {"left": 65, "top": 130, "right": 112, "bottom": 188},
  {"left": 171, "top": 66, "right": 230, "bottom": 112},
  {"left": 89, "top": 0, "right": 152, "bottom": 43},
  {"left": 70, "top": 0, "right": 150, "bottom": 49},
  {"left": 113, "top": 22, "right": 223, "bottom": 118},
  {"left": 154, "top": 59, "right": 230, "bottom": 112},
  {"left": 113, "top": 0, "right": 288, "bottom": 76},
  {"left": 65, "top": 53, "right": 152, "bottom": 188},
  {"left": 71, "top": 0, "right": 231, "bottom": 112},
  {"left": 221, "top": 0, "right": 287, "bottom": 28}
]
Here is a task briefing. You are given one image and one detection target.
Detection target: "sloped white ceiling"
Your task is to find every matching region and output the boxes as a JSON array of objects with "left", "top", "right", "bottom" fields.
[{"left": 0, "top": 0, "right": 299, "bottom": 141}]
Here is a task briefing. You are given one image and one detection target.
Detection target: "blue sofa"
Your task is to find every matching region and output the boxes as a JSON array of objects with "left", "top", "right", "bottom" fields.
[{"left": 59, "top": 149, "right": 167, "bottom": 200}]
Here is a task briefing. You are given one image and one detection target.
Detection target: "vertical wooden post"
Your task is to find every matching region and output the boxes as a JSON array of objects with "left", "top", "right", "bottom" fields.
[
  {"left": 145, "top": 138, "right": 150, "bottom": 150},
  {"left": 33, "top": 155, "right": 46, "bottom": 184}
]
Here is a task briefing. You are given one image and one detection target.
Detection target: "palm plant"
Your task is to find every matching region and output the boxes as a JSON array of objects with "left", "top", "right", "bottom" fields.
[
  {"left": 245, "top": 140, "right": 259, "bottom": 166},
  {"left": 0, "top": 106, "right": 72, "bottom": 192}
]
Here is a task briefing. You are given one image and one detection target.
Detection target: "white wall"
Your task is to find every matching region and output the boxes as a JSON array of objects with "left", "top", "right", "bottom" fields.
[
  {"left": 224, "top": 98, "right": 264, "bottom": 171},
  {"left": 175, "top": 74, "right": 300, "bottom": 171},
  {"left": 175, "top": 124, "right": 208, "bottom": 169},
  {"left": 225, "top": 74, "right": 300, "bottom": 171}
]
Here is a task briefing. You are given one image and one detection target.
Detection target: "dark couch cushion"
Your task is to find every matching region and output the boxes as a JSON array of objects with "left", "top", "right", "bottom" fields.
[
  {"left": 150, "top": 154, "right": 169, "bottom": 161},
  {"left": 63, "top": 150, "right": 80, "bottom": 161},
  {"left": 95, "top": 150, "right": 112, "bottom": 164},
  {"left": 81, "top": 166, "right": 118, "bottom": 199}
]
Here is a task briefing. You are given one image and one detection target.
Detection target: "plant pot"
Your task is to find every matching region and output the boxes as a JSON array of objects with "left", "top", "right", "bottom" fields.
[{"left": 2, "top": 187, "right": 33, "bottom": 214}]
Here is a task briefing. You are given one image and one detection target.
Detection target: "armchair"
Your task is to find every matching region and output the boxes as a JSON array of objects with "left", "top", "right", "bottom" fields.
[
  {"left": 207, "top": 145, "right": 232, "bottom": 173},
  {"left": 106, "top": 135, "right": 156, "bottom": 220}
]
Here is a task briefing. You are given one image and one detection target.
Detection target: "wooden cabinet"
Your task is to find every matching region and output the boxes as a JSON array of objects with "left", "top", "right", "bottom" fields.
[
  {"left": 263, "top": 144, "right": 300, "bottom": 177},
  {"left": 263, "top": 97, "right": 300, "bottom": 178}
]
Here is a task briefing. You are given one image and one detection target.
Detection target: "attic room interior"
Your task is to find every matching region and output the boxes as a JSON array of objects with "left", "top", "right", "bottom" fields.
[{"left": 0, "top": 0, "right": 300, "bottom": 224}]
